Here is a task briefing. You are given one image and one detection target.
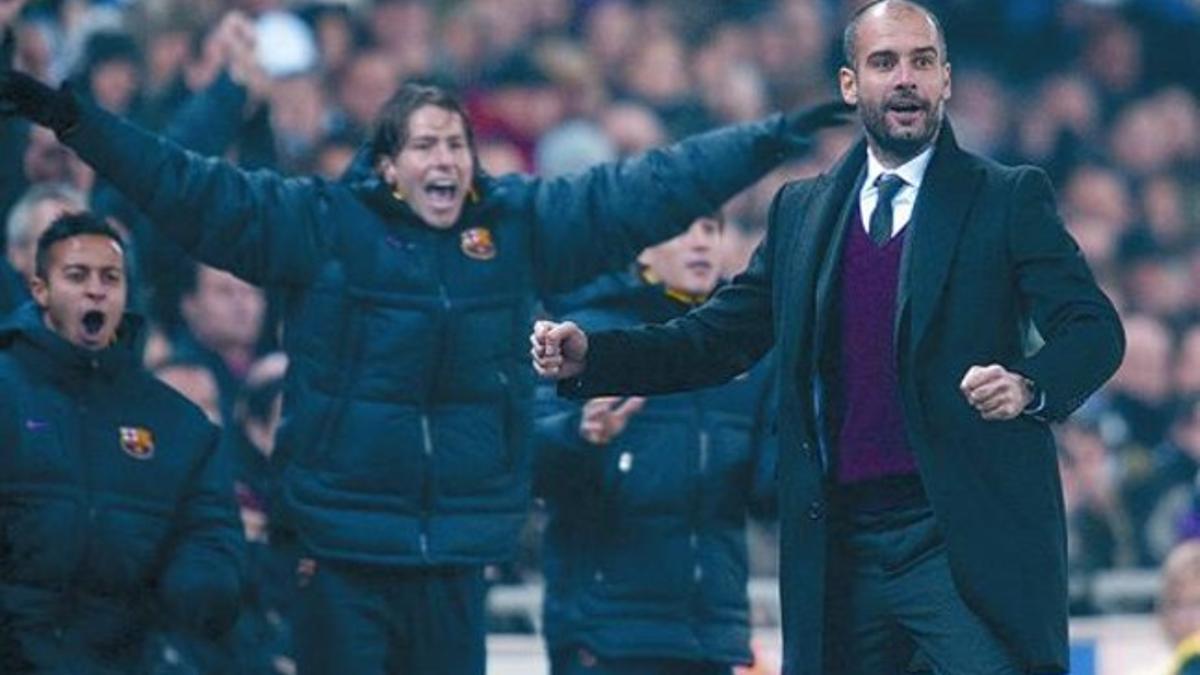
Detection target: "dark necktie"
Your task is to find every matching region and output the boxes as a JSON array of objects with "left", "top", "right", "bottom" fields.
[{"left": 870, "top": 173, "right": 906, "bottom": 246}]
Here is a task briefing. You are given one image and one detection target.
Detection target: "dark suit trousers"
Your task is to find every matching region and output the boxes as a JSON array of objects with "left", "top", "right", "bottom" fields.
[{"left": 824, "top": 502, "right": 1026, "bottom": 675}]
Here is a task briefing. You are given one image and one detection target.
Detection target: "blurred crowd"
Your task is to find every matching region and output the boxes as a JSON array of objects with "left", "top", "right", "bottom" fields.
[{"left": 3, "top": 0, "right": 1200, "bottom": 639}]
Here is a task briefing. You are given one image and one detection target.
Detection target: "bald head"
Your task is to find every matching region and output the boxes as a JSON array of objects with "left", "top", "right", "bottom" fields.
[{"left": 843, "top": 0, "right": 947, "bottom": 69}]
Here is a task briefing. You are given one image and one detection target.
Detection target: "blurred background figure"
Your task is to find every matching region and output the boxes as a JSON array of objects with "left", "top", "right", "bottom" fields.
[
  {"left": 176, "top": 263, "right": 268, "bottom": 421},
  {"left": 535, "top": 214, "right": 778, "bottom": 675},
  {"left": 225, "top": 351, "right": 295, "bottom": 675},
  {"left": 2, "top": 181, "right": 87, "bottom": 311},
  {"left": 154, "top": 359, "right": 224, "bottom": 425}
]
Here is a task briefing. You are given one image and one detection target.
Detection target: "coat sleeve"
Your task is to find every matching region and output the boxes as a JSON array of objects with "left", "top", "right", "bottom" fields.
[
  {"left": 557, "top": 185, "right": 788, "bottom": 399},
  {"left": 60, "top": 102, "right": 329, "bottom": 287},
  {"left": 1005, "top": 168, "right": 1125, "bottom": 422},
  {"left": 528, "top": 114, "right": 799, "bottom": 295},
  {"left": 158, "top": 424, "right": 243, "bottom": 637},
  {"left": 747, "top": 361, "right": 780, "bottom": 520}
]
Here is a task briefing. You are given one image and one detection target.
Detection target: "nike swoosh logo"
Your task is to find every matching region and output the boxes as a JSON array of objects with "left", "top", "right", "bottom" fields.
[{"left": 24, "top": 419, "right": 49, "bottom": 432}]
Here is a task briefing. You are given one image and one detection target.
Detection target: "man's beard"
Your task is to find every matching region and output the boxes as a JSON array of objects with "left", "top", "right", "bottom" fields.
[{"left": 860, "top": 92, "right": 942, "bottom": 162}]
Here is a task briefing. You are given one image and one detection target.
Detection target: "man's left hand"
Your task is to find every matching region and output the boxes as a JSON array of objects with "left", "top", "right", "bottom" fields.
[{"left": 960, "top": 364, "right": 1033, "bottom": 421}]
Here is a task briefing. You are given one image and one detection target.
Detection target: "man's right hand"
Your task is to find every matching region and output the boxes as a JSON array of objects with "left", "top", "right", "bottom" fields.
[
  {"left": 786, "top": 99, "right": 857, "bottom": 137},
  {"left": 769, "top": 98, "right": 856, "bottom": 158},
  {"left": 531, "top": 320, "right": 588, "bottom": 380},
  {"left": 0, "top": 43, "right": 78, "bottom": 133}
]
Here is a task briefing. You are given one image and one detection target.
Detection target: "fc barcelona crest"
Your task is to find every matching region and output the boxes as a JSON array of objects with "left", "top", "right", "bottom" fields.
[
  {"left": 460, "top": 227, "right": 496, "bottom": 260},
  {"left": 119, "top": 426, "right": 155, "bottom": 460}
]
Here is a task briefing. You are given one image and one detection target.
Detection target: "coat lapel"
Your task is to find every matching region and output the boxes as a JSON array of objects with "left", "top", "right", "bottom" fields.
[
  {"left": 811, "top": 140, "right": 868, "bottom": 362},
  {"left": 896, "top": 125, "right": 981, "bottom": 355},
  {"left": 794, "top": 141, "right": 867, "bottom": 470}
]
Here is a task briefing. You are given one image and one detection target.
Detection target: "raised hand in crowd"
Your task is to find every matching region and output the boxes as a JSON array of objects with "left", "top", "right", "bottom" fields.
[{"left": 211, "top": 10, "right": 272, "bottom": 103}]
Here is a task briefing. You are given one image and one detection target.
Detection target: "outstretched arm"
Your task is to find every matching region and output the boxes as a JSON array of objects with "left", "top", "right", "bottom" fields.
[
  {"left": 527, "top": 103, "right": 852, "bottom": 294},
  {"left": 532, "top": 190, "right": 785, "bottom": 396},
  {"left": 0, "top": 67, "right": 328, "bottom": 287}
]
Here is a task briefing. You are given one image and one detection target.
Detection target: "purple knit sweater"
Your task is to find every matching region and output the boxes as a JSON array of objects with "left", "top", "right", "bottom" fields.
[{"left": 834, "top": 208, "right": 920, "bottom": 485}]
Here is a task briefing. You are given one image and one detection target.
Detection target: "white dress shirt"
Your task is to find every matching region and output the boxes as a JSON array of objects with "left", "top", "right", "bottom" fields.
[{"left": 858, "top": 145, "right": 934, "bottom": 239}]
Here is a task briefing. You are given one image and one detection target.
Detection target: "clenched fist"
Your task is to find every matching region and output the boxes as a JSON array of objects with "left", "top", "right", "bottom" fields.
[{"left": 530, "top": 320, "right": 589, "bottom": 380}]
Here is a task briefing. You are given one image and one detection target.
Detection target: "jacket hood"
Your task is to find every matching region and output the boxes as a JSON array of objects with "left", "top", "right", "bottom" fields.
[{"left": 0, "top": 301, "right": 144, "bottom": 378}]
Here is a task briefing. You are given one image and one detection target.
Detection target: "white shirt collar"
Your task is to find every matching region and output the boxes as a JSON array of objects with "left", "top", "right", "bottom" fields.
[{"left": 865, "top": 144, "right": 934, "bottom": 191}]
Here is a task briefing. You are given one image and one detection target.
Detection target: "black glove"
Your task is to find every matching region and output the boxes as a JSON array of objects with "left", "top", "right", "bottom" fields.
[
  {"left": 785, "top": 99, "right": 857, "bottom": 137},
  {"left": 0, "top": 66, "right": 79, "bottom": 134},
  {"left": 782, "top": 98, "right": 859, "bottom": 153}
]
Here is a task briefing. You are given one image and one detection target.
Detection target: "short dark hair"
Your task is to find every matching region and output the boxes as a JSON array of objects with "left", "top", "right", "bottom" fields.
[
  {"left": 35, "top": 212, "right": 126, "bottom": 280},
  {"left": 369, "top": 83, "right": 476, "bottom": 161},
  {"left": 842, "top": 0, "right": 947, "bottom": 69}
]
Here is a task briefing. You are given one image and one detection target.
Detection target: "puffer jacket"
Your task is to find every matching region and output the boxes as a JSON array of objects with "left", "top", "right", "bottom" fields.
[
  {"left": 534, "top": 274, "right": 777, "bottom": 664},
  {"left": 0, "top": 303, "right": 242, "bottom": 673},
  {"left": 62, "top": 101, "right": 803, "bottom": 566}
]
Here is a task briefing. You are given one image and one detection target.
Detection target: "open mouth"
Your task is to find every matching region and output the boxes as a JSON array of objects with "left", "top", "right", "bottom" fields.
[
  {"left": 685, "top": 261, "right": 713, "bottom": 274},
  {"left": 82, "top": 311, "right": 105, "bottom": 336},
  {"left": 424, "top": 180, "right": 460, "bottom": 208},
  {"left": 887, "top": 99, "right": 926, "bottom": 121}
]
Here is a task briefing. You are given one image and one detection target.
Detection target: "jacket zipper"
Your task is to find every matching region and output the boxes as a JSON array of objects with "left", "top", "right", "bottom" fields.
[
  {"left": 419, "top": 412, "right": 434, "bottom": 562},
  {"left": 69, "top": 366, "right": 101, "bottom": 629},
  {"left": 417, "top": 234, "right": 454, "bottom": 563}
]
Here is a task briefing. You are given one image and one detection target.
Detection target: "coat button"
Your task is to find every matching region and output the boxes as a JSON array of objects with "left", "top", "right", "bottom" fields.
[{"left": 808, "top": 500, "right": 824, "bottom": 520}]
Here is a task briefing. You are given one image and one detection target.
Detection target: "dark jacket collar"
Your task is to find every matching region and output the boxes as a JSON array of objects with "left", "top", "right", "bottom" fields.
[
  {"left": 340, "top": 143, "right": 502, "bottom": 229},
  {"left": 0, "top": 301, "right": 143, "bottom": 380},
  {"left": 346, "top": 173, "right": 503, "bottom": 231}
]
